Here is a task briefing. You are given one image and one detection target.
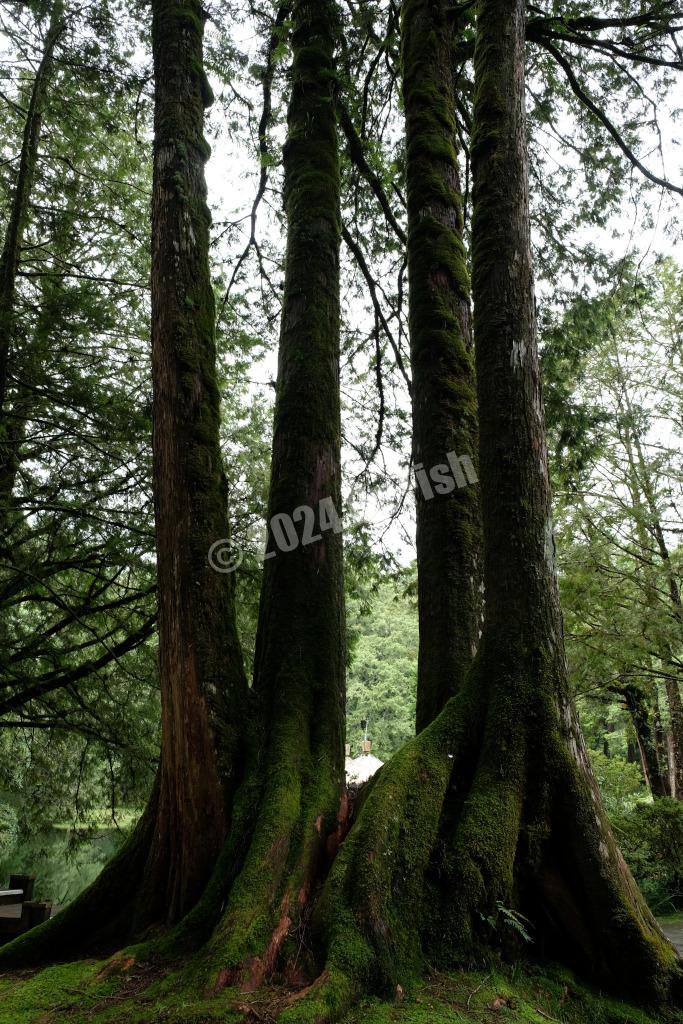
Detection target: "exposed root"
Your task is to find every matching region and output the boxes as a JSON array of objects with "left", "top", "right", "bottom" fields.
[
  {"left": 5, "top": 664, "right": 682, "bottom": 1021},
  {"left": 273, "top": 667, "right": 683, "bottom": 1023}
]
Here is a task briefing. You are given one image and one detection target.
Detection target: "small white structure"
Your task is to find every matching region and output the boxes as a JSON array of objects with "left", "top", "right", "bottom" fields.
[{"left": 345, "top": 752, "right": 384, "bottom": 785}]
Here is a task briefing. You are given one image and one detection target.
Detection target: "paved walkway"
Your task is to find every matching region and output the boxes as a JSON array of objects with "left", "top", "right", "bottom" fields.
[{"left": 659, "top": 918, "right": 683, "bottom": 954}]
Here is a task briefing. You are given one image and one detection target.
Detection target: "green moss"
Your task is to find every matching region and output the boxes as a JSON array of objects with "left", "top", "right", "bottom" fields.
[
  {"left": 171, "top": 3, "right": 204, "bottom": 35},
  {"left": 0, "top": 960, "right": 109, "bottom": 1024},
  {"left": 401, "top": 0, "right": 483, "bottom": 734},
  {"left": 1, "top": 954, "right": 681, "bottom": 1024}
]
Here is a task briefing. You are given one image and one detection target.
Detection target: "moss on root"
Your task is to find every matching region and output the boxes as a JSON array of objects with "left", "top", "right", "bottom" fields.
[
  {"left": 275, "top": 691, "right": 484, "bottom": 1024},
  {"left": 274, "top": 646, "right": 682, "bottom": 1021},
  {"left": 1, "top": 959, "right": 681, "bottom": 1024}
]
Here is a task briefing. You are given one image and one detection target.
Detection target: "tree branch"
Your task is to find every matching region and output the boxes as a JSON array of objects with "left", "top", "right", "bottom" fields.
[
  {"left": 0, "top": 614, "right": 157, "bottom": 716},
  {"left": 536, "top": 38, "right": 683, "bottom": 197},
  {"left": 338, "top": 101, "right": 407, "bottom": 246}
]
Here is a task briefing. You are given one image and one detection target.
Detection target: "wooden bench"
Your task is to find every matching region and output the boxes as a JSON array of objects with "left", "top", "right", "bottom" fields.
[
  {"left": 0, "top": 875, "right": 53, "bottom": 944},
  {"left": 0, "top": 890, "right": 23, "bottom": 907}
]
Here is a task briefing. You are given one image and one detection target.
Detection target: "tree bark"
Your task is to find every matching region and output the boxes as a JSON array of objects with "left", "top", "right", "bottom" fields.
[
  {"left": 622, "top": 683, "right": 669, "bottom": 799},
  {"left": 2, "top": 0, "right": 682, "bottom": 1008},
  {"left": 204, "top": 0, "right": 346, "bottom": 987},
  {"left": 142, "top": 0, "right": 249, "bottom": 925},
  {"left": 0, "top": 0, "right": 249, "bottom": 965},
  {"left": 278, "top": 0, "right": 682, "bottom": 1013},
  {"left": 402, "top": 0, "right": 483, "bottom": 734},
  {"left": 466, "top": 0, "right": 679, "bottom": 994}
]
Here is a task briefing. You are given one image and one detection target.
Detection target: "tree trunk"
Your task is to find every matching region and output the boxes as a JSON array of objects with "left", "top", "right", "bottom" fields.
[
  {"left": 622, "top": 683, "right": 669, "bottom": 799},
  {"left": 0, "top": 0, "right": 249, "bottom": 965},
  {"left": 653, "top": 685, "right": 671, "bottom": 794},
  {"left": 462, "top": 0, "right": 679, "bottom": 992},
  {"left": 2, "top": 0, "right": 682, "bottom": 1008},
  {"left": 402, "top": 0, "right": 482, "bottom": 734},
  {"left": 278, "top": 0, "right": 682, "bottom": 1013},
  {"left": 665, "top": 678, "right": 683, "bottom": 799},
  {"left": 201, "top": 0, "right": 346, "bottom": 988},
  {"left": 140, "top": 0, "right": 249, "bottom": 926}
]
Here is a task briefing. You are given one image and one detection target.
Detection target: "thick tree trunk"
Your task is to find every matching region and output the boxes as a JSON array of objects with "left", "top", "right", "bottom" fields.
[
  {"left": 141, "top": 0, "right": 249, "bottom": 925},
  {"left": 402, "top": 0, "right": 482, "bottom": 734},
  {"left": 0, "top": 0, "right": 248, "bottom": 966},
  {"left": 463, "top": 0, "right": 679, "bottom": 994},
  {"left": 203, "top": 0, "right": 346, "bottom": 987},
  {"left": 2, "top": 0, "right": 681, "bottom": 1007},
  {"left": 0, "top": 2, "right": 64, "bottom": 521},
  {"left": 277, "top": 0, "right": 682, "bottom": 1014}
]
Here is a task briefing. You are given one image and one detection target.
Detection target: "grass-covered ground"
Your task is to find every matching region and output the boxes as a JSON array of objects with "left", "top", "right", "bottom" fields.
[{"left": 1, "top": 957, "right": 682, "bottom": 1024}]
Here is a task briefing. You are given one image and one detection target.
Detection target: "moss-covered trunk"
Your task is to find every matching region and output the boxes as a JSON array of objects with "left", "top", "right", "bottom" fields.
[
  {"left": 0, "top": 0, "right": 248, "bottom": 966},
  {"left": 202, "top": 0, "right": 345, "bottom": 987},
  {"left": 461, "top": 0, "right": 680, "bottom": 995},
  {"left": 141, "top": 0, "right": 249, "bottom": 926},
  {"left": 3, "top": 0, "right": 682, "bottom": 1010},
  {"left": 402, "top": 0, "right": 482, "bottom": 734},
  {"left": 277, "top": 0, "right": 682, "bottom": 1013}
]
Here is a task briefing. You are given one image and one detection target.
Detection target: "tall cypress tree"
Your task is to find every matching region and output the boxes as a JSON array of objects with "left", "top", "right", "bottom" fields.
[
  {"left": 205, "top": 0, "right": 346, "bottom": 984},
  {"left": 0, "top": 0, "right": 347, "bottom": 979},
  {"left": 141, "top": 0, "right": 248, "bottom": 925},
  {"left": 0, "top": 0, "right": 248, "bottom": 962},
  {"left": 272, "top": 0, "right": 682, "bottom": 1011},
  {"left": 401, "top": 0, "right": 482, "bottom": 733},
  {"left": 2, "top": 0, "right": 682, "bottom": 1013}
]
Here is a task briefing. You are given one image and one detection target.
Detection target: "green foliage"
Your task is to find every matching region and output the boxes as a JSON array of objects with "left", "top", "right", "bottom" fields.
[
  {"left": 547, "top": 258, "right": 683, "bottom": 805},
  {"left": 613, "top": 799, "right": 683, "bottom": 915},
  {"left": 588, "top": 751, "right": 646, "bottom": 816},
  {"left": 493, "top": 903, "right": 533, "bottom": 945},
  {"left": 346, "top": 576, "right": 418, "bottom": 760}
]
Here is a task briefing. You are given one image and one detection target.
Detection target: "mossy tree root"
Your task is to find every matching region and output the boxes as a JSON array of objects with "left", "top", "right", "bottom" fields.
[
  {"left": 277, "top": 690, "right": 483, "bottom": 1023},
  {"left": 204, "top": 690, "right": 346, "bottom": 991},
  {"left": 276, "top": 665, "right": 683, "bottom": 1024}
]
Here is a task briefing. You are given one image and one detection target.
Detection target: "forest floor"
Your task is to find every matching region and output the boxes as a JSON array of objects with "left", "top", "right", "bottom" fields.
[{"left": 1, "top": 956, "right": 683, "bottom": 1024}]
